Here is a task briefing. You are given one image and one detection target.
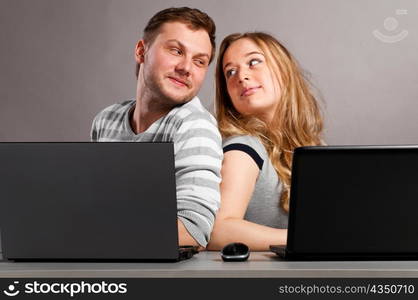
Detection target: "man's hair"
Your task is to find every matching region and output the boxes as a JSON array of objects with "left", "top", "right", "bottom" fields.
[{"left": 136, "top": 7, "right": 216, "bottom": 77}]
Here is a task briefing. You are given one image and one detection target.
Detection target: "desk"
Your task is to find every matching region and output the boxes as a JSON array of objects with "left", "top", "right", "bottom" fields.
[{"left": 1, "top": 252, "right": 418, "bottom": 278}]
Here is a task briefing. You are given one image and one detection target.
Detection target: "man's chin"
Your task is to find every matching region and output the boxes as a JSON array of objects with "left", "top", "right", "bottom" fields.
[{"left": 162, "top": 90, "right": 195, "bottom": 105}]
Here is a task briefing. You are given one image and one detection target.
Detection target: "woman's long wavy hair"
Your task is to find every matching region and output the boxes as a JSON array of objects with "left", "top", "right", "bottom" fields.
[{"left": 216, "top": 32, "right": 324, "bottom": 213}]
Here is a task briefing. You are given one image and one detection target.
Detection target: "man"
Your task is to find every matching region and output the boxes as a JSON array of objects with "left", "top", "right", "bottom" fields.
[{"left": 91, "top": 7, "right": 222, "bottom": 248}]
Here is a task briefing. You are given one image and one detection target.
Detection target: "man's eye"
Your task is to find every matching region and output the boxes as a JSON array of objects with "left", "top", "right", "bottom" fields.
[
  {"left": 225, "top": 69, "right": 237, "bottom": 78},
  {"left": 249, "top": 59, "right": 262, "bottom": 66},
  {"left": 195, "top": 59, "right": 207, "bottom": 67},
  {"left": 170, "top": 48, "right": 182, "bottom": 55}
]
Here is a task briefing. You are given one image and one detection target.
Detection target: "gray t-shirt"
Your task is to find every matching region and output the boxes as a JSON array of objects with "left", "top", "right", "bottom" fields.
[
  {"left": 223, "top": 135, "right": 288, "bottom": 229},
  {"left": 91, "top": 97, "right": 223, "bottom": 246}
]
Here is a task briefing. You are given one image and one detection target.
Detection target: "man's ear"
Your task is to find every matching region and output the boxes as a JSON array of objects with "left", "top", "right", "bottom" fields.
[{"left": 135, "top": 40, "right": 146, "bottom": 64}]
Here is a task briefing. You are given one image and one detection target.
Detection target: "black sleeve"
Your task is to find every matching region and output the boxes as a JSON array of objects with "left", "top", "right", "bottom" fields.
[{"left": 223, "top": 143, "right": 264, "bottom": 170}]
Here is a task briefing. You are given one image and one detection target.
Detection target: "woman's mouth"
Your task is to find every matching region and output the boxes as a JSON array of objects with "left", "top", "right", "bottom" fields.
[{"left": 241, "top": 86, "right": 261, "bottom": 96}]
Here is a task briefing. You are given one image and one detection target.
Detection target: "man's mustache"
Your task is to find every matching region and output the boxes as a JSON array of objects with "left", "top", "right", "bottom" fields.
[{"left": 166, "top": 74, "right": 192, "bottom": 88}]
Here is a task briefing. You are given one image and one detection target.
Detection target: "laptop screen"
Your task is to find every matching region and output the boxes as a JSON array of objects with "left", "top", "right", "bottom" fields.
[
  {"left": 0, "top": 142, "right": 179, "bottom": 260},
  {"left": 288, "top": 146, "right": 418, "bottom": 255}
]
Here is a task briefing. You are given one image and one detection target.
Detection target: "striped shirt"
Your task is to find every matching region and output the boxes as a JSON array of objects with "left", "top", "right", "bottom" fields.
[{"left": 90, "top": 97, "right": 222, "bottom": 246}]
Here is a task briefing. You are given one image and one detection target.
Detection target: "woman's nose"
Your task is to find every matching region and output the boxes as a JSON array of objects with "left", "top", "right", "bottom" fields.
[{"left": 238, "top": 70, "right": 250, "bottom": 83}]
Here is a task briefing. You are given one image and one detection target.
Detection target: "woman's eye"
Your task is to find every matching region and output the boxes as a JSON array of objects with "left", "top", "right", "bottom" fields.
[
  {"left": 249, "top": 58, "right": 261, "bottom": 66},
  {"left": 225, "top": 69, "right": 237, "bottom": 78}
]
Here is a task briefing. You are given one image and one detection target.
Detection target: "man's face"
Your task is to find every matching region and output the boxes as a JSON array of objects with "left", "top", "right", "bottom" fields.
[{"left": 137, "top": 22, "right": 212, "bottom": 105}]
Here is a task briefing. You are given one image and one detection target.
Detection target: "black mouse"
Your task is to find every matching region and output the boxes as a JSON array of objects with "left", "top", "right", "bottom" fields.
[{"left": 221, "top": 242, "right": 250, "bottom": 261}]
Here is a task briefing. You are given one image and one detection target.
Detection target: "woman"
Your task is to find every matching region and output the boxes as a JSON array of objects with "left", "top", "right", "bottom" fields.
[{"left": 207, "top": 32, "right": 324, "bottom": 251}]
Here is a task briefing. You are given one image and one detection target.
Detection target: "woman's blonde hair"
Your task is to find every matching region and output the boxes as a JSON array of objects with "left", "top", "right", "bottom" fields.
[{"left": 216, "top": 32, "right": 324, "bottom": 213}]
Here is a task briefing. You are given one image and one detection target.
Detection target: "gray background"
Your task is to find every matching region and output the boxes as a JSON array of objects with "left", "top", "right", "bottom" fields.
[{"left": 1, "top": 0, "right": 417, "bottom": 144}]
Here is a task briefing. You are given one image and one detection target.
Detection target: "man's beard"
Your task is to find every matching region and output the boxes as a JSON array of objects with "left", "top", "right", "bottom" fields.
[{"left": 144, "top": 71, "right": 196, "bottom": 108}]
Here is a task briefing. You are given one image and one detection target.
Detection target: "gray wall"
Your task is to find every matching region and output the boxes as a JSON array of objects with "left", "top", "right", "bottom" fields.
[{"left": 1, "top": 0, "right": 417, "bottom": 144}]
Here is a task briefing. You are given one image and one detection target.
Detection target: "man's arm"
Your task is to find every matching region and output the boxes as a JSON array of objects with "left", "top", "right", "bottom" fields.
[
  {"left": 178, "top": 219, "right": 201, "bottom": 247},
  {"left": 90, "top": 113, "right": 100, "bottom": 141},
  {"left": 174, "top": 112, "right": 223, "bottom": 247}
]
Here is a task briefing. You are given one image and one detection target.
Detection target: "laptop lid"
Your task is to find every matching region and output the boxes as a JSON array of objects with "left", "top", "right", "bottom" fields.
[
  {"left": 0, "top": 142, "right": 180, "bottom": 260},
  {"left": 286, "top": 145, "right": 418, "bottom": 260}
]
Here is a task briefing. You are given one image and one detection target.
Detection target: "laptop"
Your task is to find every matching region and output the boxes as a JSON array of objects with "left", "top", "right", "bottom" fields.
[
  {"left": 270, "top": 145, "right": 418, "bottom": 260},
  {"left": 0, "top": 142, "right": 198, "bottom": 261}
]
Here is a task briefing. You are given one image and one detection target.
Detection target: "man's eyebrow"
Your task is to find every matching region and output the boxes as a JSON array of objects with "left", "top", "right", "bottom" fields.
[
  {"left": 166, "top": 39, "right": 210, "bottom": 60},
  {"left": 223, "top": 51, "right": 264, "bottom": 71},
  {"left": 166, "top": 39, "right": 183, "bottom": 46},
  {"left": 194, "top": 53, "right": 210, "bottom": 60}
]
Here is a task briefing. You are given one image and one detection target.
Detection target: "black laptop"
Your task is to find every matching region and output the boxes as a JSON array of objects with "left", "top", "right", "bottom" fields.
[
  {"left": 0, "top": 142, "right": 197, "bottom": 261},
  {"left": 270, "top": 145, "right": 418, "bottom": 260}
]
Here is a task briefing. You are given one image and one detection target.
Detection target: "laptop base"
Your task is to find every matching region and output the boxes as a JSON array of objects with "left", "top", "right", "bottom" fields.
[
  {"left": 270, "top": 245, "right": 418, "bottom": 261},
  {"left": 4, "top": 246, "right": 199, "bottom": 263}
]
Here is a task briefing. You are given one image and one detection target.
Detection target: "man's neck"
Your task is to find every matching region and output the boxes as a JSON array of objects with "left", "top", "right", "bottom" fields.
[{"left": 130, "top": 94, "right": 173, "bottom": 134}]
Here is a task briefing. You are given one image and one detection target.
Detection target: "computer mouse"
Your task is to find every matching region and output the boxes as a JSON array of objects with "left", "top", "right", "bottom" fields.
[{"left": 221, "top": 242, "right": 250, "bottom": 261}]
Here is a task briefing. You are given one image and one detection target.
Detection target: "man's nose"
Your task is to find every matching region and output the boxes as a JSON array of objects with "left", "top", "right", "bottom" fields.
[{"left": 175, "top": 57, "right": 192, "bottom": 77}]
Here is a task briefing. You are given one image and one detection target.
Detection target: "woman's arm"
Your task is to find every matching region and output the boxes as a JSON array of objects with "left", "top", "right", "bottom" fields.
[{"left": 207, "top": 150, "right": 287, "bottom": 251}]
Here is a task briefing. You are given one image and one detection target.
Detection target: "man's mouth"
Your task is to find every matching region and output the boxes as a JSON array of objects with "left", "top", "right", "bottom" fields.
[
  {"left": 168, "top": 76, "right": 190, "bottom": 88},
  {"left": 241, "top": 86, "right": 261, "bottom": 96}
]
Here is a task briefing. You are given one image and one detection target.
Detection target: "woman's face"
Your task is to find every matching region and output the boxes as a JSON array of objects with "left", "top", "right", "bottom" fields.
[{"left": 222, "top": 38, "right": 281, "bottom": 122}]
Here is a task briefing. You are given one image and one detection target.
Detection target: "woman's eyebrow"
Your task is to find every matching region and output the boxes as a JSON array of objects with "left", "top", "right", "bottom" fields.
[
  {"left": 223, "top": 51, "right": 265, "bottom": 70},
  {"left": 223, "top": 62, "right": 233, "bottom": 71},
  {"left": 245, "top": 51, "right": 264, "bottom": 57}
]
